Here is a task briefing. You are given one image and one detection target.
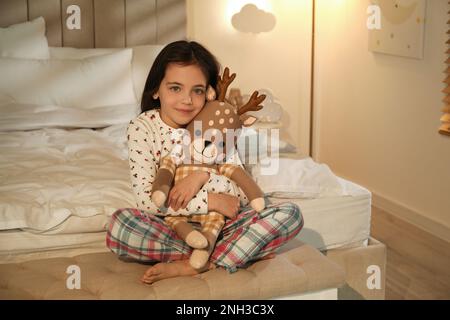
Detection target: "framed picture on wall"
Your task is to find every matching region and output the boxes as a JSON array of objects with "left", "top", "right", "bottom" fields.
[{"left": 368, "top": 0, "right": 427, "bottom": 59}]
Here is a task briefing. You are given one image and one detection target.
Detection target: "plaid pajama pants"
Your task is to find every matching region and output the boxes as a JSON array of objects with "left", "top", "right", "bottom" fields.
[{"left": 106, "top": 202, "right": 303, "bottom": 273}]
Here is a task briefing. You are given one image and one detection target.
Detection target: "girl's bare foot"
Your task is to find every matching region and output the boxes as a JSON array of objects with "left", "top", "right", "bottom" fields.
[{"left": 141, "top": 259, "right": 216, "bottom": 284}]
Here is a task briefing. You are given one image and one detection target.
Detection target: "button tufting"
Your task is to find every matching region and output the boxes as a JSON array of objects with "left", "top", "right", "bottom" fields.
[{"left": 0, "top": 244, "right": 345, "bottom": 299}]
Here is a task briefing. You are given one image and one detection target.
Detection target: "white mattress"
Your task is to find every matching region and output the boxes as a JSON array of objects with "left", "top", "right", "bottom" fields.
[
  {"left": 0, "top": 176, "right": 371, "bottom": 263},
  {"left": 269, "top": 177, "right": 372, "bottom": 251},
  {"left": 0, "top": 229, "right": 108, "bottom": 264}
]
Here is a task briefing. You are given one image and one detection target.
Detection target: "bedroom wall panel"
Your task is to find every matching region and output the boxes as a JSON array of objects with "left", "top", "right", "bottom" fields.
[
  {"left": 28, "top": 0, "right": 62, "bottom": 47},
  {"left": 62, "top": 0, "right": 94, "bottom": 48},
  {"left": 156, "top": 0, "right": 186, "bottom": 44},
  {"left": 0, "top": 0, "right": 186, "bottom": 47},
  {"left": 0, "top": 0, "right": 27, "bottom": 28},
  {"left": 125, "top": 0, "right": 157, "bottom": 46},
  {"left": 94, "top": 0, "right": 125, "bottom": 48}
]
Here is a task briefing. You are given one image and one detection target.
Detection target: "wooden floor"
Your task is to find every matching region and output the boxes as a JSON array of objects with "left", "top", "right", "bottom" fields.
[{"left": 371, "top": 206, "right": 450, "bottom": 300}]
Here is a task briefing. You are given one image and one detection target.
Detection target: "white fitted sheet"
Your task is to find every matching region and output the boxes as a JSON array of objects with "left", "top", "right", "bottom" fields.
[
  {"left": 0, "top": 176, "right": 371, "bottom": 263},
  {"left": 269, "top": 177, "right": 372, "bottom": 251},
  {"left": 0, "top": 229, "right": 109, "bottom": 264}
]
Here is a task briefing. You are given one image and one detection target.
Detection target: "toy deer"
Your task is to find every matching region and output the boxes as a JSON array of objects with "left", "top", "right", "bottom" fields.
[{"left": 151, "top": 67, "right": 266, "bottom": 270}]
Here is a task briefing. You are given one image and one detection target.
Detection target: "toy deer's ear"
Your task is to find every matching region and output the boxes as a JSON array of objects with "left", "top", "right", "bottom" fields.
[
  {"left": 206, "top": 85, "right": 216, "bottom": 101},
  {"left": 240, "top": 114, "right": 257, "bottom": 127}
]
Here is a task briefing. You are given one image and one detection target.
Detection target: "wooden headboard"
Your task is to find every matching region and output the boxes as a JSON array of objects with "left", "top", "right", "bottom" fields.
[{"left": 0, "top": 0, "right": 186, "bottom": 48}]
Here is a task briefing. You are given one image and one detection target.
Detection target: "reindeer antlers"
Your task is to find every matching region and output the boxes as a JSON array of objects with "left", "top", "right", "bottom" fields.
[
  {"left": 216, "top": 68, "right": 266, "bottom": 116},
  {"left": 238, "top": 91, "right": 266, "bottom": 115},
  {"left": 217, "top": 67, "right": 236, "bottom": 102}
]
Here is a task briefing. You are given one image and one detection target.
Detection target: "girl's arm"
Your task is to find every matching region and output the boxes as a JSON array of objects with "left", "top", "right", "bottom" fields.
[
  {"left": 165, "top": 170, "right": 241, "bottom": 217},
  {"left": 208, "top": 193, "right": 240, "bottom": 219},
  {"left": 127, "top": 119, "right": 210, "bottom": 215},
  {"left": 164, "top": 150, "right": 252, "bottom": 213},
  {"left": 167, "top": 171, "right": 210, "bottom": 211}
]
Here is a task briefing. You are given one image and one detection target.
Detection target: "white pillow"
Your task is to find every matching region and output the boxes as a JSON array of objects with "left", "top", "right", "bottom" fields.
[
  {"left": 0, "top": 16, "right": 50, "bottom": 59},
  {"left": 0, "top": 49, "right": 137, "bottom": 108},
  {"left": 237, "top": 127, "right": 297, "bottom": 163},
  {"left": 0, "top": 102, "right": 140, "bottom": 131},
  {"left": 251, "top": 157, "right": 345, "bottom": 199},
  {"left": 49, "top": 45, "right": 163, "bottom": 102}
]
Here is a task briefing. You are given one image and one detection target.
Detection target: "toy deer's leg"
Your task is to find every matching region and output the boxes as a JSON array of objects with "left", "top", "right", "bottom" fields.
[
  {"left": 164, "top": 216, "right": 208, "bottom": 249},
  {"left": 189, "top": 212, "right": 225, "bottom": 270}
]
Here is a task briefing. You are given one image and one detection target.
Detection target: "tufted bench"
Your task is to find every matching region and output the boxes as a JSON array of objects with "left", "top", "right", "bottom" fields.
[{"left": 0, "top": 244, "right": 345, "bottom": 300}]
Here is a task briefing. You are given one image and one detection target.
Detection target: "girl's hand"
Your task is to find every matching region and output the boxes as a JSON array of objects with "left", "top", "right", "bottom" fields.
[
  {"left": 168, "top": 171, "right": 210, "bottom": 211},
  {"left": 208, "top": 193, "right": 240, "bottom": 219}
]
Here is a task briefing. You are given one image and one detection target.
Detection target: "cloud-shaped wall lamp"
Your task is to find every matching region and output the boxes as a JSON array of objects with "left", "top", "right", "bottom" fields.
[{"left": 231, "top": 4, "right": 276, "bottom": 34}]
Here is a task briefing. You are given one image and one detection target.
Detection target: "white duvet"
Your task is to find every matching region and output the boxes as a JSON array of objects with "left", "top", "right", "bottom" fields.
[{"left": 0, "top": 123, "right": 135, "bottom": 233}]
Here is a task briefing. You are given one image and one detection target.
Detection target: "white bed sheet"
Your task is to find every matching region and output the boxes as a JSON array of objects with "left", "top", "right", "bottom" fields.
[
  {"left": 269, "top": 177, "right": 372, "bottom": 251},
  {"left": 0, "top": 229, "right": 108, "bottom": 263},
  {"left": 0, "top": 123, "right": 135, "bottom": 233},
  {"left": 0, "top": 176, "right": 371, "bottom": 263}
]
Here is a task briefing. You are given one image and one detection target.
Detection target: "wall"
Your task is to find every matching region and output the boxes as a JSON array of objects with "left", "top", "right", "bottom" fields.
[
  {"left": 186, "top": 0, "right": 313, "bottom": 153},
  {"left": 0, "top": 0, "right": 186, "bottom": 47},
  {"left": 314, "top": 0, "right": 450, "bottom": 241}
]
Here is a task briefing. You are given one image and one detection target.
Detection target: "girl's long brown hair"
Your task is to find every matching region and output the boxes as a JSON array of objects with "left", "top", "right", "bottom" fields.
[{"left": 141, "top": 41, "right": 221, "bottom": 113}]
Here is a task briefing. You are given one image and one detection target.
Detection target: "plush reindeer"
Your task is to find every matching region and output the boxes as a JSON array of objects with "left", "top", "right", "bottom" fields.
[{"left": 151, "top": 68, "right": 266, "bottom": 270}]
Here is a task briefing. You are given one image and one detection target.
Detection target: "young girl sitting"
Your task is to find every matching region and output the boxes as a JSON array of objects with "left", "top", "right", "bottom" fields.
[{"left": 106, "top": 40, "right": 304, "bottom": 284}]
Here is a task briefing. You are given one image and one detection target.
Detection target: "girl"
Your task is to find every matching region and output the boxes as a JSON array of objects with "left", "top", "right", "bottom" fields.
[{"left": 106, "top": 40, "right": 304, "bottom": 284}]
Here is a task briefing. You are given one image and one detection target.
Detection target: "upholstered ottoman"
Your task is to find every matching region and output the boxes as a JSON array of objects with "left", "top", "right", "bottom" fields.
[{"left": 0, "top": 244, "right": 345, "bottom": 300}]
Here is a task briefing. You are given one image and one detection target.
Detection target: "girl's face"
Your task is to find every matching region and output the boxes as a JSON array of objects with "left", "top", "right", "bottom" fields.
[{"left": 157, "top": 63, "right": 207, "bottom": 128}]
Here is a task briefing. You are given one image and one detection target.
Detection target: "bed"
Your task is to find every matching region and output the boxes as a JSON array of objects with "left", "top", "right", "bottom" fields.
[
  {"left": 0, "top": 114, "right": 372, "bottom": 259},
  {"left": 0, "top": 125, "right": 371, "bottom": 262},
  {"left": 0, "top": 2, "right": 386, "bottom": 300}
]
